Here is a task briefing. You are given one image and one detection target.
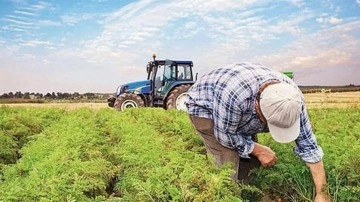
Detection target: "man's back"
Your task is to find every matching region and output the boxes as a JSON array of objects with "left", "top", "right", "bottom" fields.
[{"left": 186, "top": 62, "right": 297, "bottom": 120}]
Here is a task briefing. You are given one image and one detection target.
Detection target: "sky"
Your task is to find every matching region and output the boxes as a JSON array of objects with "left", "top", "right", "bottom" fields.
[{"left": 0, "top": 0, "right": 359, "bottom": 94}]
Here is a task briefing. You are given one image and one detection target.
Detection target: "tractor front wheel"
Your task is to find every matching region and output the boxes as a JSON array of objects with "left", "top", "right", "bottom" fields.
[
  {"left": 166, "top": 84, "right": 191, "bottom": 111},
  {"left": 107, "top": 96, "right": 116, "bottom": 107},
  {"left": 114, "top": 93, "right": 144, "bottom": 111}
]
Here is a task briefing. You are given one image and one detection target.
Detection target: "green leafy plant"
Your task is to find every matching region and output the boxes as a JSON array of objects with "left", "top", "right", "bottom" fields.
[{"left": 0, "top": 106, "right": 358, "bottom": 201}]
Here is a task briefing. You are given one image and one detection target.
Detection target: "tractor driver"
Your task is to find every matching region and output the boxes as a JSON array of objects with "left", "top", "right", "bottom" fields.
[{"left": 185, "top": 62, "right": 330, "bottom": 202}]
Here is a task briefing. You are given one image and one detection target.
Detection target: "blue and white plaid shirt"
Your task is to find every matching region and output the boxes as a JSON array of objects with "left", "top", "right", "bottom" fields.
[{"left": 185, "top": 63, "right": 323, "bottom": 163}]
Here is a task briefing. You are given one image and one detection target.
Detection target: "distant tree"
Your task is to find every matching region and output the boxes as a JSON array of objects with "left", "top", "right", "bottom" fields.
[
  {"left": 1, "top": 93, "right": 9, "bottom": 98},
  {"left": 35, "top": 93, "right": 43, "bottom": 99},
  {"left": 51, "top": 92, "right": 56, "bottom": 99},
  {"left": 57, "top": 92, "right": 63, "bottom": 99},
  {"left": 73, "top": 92, "right": 80, "bottom": 100},
  {"left": 83, "top": 92, "right": 95, "bottom": 99},
  {"left": 44, "top": 93, "right": 52, "bottom": 99},
  {"left": 14, "top": 91, "right": 22, "bottom": 98},
  {"left": 8, "top": 92, "right": 14, "bottom": 98},
  {"left": 24, "top": 92, "right": 30, "bottom": 99},
  {"left": 63, "top": 93, "right": 71, "bottom": 99}
]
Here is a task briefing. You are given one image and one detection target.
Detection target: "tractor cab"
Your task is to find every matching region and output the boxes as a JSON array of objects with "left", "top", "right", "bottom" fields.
[{"left": 146, "top": 55, "right": 194, "bottom": 108}]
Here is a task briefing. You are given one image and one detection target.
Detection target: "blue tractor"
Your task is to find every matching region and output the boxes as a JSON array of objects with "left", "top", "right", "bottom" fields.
[{"left": 107, "top": 54, "right": 196, "bottom": 111}]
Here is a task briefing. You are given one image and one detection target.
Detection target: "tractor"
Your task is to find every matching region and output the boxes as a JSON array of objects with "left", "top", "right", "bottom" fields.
[{"left": 107, "top": 54, "right": 196, "bottom": 111}]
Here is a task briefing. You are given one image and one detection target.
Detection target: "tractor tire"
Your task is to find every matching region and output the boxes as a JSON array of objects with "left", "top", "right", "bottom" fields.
[
  {"left": 107, "top": 97, "right": 116, "bottom": 107},
  {"left": 166, "top": 84, "right": 191, "bottom": 111},
  {"left": 114, "top": 93, "right": 144, "bottom": 111}
]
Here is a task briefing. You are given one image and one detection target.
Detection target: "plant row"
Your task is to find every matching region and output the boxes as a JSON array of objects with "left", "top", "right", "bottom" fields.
[
  {"left": 0, "top": 106, "right": 359, "bottom": 201},
  {"left": 0, "top": 107, "right": 247, "bottom": 201}
]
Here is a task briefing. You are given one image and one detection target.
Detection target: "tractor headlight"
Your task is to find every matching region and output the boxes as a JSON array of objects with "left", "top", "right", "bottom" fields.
[{"left": 133, "top": 87, "right": 142, "bottom": 95}]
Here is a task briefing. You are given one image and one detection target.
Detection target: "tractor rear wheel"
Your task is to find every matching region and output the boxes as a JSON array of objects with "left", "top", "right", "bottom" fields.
[
  {"left": 114, "top": 93, "right": 144, "bottom": 111},
  {"left": 166, "top": 84, "right": 191, "bottom": 110}
]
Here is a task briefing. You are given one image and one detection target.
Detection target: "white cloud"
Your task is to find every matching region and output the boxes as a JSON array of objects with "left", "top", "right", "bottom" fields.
[
  {"left": 88, "top": 0, "right": 275, "bottom": 58},
  {"left": 20, "top": 40, "right": 53, "bottom": 47},
  {"left": 7, "top": 24, "right": 33, "bottom": 32},
  {"left": 77, "top": 0, "right": 323, "bottom": 77},
  {"left": 316, "top": 17, "right": 325, "bottom": 24},
  {"left": 10, "top": 0, "right": 26, "bottom": 3},
  {"left": 26, "top": 1, "right": 52, "bottom": 11},
  {"left": 61, "top": 15, "right": 80, "bottom": 25},
  {"left": 289, "top": 49, "right": 350, "bottom": 67},
  {"left": 61, "top": 13, "right": 95, "bottom": 25},
  {"left": 38, "top": 20, "right": 61, "bottom": 26},
  {"left": 2, "top": 2, "right": 55, "bottom": 34},
  {"left": 2, "top": 16, "right": 33, "bottom": 26},
  {"left": 316, "top": 15, "right": 343, "bottom": 25},
  {"left": 21, "top": 53, "right": 36, "bottom": 59},
  {"left": 253, "top": 19, "right": 360, "bottom": 72},
  {"left": 328, "top": 16, "right": 343, "bottom": 24},
  {"left": 287, "top": 0, "right": 305, "bottom": 7},
  {"left": 14, "top": 10, "right": 37, "bottom": 16}
]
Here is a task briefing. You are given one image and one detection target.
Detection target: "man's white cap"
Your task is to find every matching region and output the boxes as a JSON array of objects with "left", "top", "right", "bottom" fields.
[{"left": 259, "top": 83, "right": 302, "bottom": 143}]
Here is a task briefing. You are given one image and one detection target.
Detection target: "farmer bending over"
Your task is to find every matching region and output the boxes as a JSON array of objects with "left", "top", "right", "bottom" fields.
[{"left": 185, "top": 63, "right": 329, "bottom": 202}]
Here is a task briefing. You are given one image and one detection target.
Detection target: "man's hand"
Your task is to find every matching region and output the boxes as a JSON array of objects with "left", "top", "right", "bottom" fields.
[{"left": 251, "top": 143, "right": 277, "bottom": 167}]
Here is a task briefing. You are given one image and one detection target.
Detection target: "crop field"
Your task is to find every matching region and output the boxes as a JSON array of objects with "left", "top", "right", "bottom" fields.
[
  {"left": 0, "top": 92, "right": 359, "bottom": 201},
  {"left": 304, "top": 92, "right": 360, "bottom": 108},
  {"left": 3, "top": 92, "right": 360, "bottom": 110},
  {"left": 2, "top": 102, "right": 107, "bottom": 110}
]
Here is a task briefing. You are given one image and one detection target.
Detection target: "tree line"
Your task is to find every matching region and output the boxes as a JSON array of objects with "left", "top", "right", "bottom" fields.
[{"left": 0, "top": 91, "right": 109, "bottom": 100}]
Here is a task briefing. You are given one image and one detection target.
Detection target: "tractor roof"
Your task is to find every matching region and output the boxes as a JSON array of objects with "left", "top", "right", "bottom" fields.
[{"left": 154, "top": 60, "right": 193, "bottom": 65}]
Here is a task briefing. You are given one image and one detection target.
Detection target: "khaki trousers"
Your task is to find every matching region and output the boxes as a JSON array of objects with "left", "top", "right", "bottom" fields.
[
  {"left": 189, "top": 115, "right": 240, "bottom": 180},
  {"left": 189, "top": 115, "right": 261, "bottom": 183}
]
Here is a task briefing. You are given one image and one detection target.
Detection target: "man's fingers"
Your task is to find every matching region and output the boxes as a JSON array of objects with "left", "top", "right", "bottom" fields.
[
  {"left": 263, "top": 162, "right": 276, "bottom": 168},
  {"left": 255, "top": 144, "right": 277, "bottom": 168},
  {"left": 261, "top": 157, "right": 277, "bottom": 168},
  {"left": 265, "top": 162, "right": 275, "bottom": 167}
]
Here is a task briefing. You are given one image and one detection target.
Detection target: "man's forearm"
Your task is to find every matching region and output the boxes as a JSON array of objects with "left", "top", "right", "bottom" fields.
[{"left": 306, "top": 160, "right": 328, "bottom": 196}]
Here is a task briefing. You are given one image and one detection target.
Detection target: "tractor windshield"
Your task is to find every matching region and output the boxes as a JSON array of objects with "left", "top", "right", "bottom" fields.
[
  {"left": 163, "top": 60, "right": 193, "bottom": 80},
  {"left": 164, "top": 61, "right": 176, "bottom": 80},
  {"left": 177, "top": 64, "right": 192, "bottom": 80}
]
